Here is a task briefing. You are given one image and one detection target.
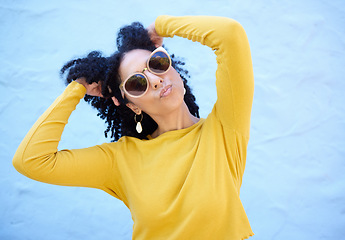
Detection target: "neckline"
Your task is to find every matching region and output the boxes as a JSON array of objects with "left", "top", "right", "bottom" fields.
[{"left": 147, "top": 118, "right": 205, "bottom": 140}]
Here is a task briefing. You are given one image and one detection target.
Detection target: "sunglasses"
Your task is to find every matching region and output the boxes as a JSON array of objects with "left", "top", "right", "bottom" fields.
[{"left": 120, "top": 47, "right": 171, "bottom": 98}]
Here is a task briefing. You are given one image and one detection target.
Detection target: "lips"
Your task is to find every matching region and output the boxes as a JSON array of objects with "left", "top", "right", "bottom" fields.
[{"left": 160, "top": 85, "right": 172, "bottom": 98}]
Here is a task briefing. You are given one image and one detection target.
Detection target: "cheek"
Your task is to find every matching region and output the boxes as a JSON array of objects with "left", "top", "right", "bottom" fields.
[
  {"left": 170, "top": 69, "right": 184, "bottom": 86},
  {"left": 127, "top": 95, "right": 154, "bottom": 112}
]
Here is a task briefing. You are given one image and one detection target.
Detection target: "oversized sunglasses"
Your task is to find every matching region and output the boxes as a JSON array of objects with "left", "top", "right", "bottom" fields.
[{"left": 120, "top": 47, "right": 171, "bottom": 98}]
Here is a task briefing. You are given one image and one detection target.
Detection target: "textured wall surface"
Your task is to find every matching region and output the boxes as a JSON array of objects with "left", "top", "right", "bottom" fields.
[{"left": 1, "top": 0, "right": 344, "bottom": 239}]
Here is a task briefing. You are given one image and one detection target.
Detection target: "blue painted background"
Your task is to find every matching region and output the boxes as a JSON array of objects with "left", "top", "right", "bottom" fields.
[{"left": 1, "top": 0, "right": 344, "bottom": 239}]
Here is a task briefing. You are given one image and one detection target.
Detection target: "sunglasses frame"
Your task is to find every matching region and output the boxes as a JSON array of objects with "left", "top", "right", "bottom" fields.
[{"left": 120, "top": 47, "right": 172, "bottom": 98}]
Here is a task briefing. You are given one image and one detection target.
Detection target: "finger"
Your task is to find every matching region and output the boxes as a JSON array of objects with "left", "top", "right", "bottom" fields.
[{"left": 111, "top": 97, "right": 121, "bottom": 106}]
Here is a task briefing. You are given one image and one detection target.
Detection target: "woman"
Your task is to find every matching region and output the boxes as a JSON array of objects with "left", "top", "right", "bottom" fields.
[{"left": 13, "top": 15, "right": 254, "bottom": 239}]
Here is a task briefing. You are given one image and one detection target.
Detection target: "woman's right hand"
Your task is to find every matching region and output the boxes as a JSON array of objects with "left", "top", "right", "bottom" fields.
[
  {"left": 75, "top": 77, "right": 103, "bottom": 97},
  {"left": 147, "top": 22, "right": 163, "bottom": 48}
]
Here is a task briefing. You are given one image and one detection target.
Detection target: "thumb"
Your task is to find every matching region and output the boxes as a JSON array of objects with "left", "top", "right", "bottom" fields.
[{"left": 111, "top": 97, "right": 121, "bottom": 106}]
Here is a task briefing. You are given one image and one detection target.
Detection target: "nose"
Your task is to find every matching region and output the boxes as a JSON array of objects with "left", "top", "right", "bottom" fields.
[{"left": 144, "top": 70, "right": 163, "bottom": 89}]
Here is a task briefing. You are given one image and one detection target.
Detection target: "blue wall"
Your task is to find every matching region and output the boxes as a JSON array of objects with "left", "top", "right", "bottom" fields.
[{"left": 1, "top": 0, "right": 344, "bottom": 239}]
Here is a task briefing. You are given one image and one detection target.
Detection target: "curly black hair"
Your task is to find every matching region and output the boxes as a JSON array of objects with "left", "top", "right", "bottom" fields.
[{"left": 60, "top": 22, "right": 199, "bottom": 141}]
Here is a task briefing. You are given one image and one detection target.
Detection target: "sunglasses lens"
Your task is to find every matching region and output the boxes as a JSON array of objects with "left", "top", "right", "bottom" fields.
[
  {"left": 125, "top": 74, "right": 148, "bottom": 96},
  {"left": 148, "top": 51, "right": 171, "bottom": 74}
]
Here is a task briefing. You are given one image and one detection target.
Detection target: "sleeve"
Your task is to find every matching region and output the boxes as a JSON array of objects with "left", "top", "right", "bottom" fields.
[
  {"left": 12, "top": 82, "right": 118, "bottom": 194},
  {"left": 155, "top": 15, "right": 254, "bottom": 138}
]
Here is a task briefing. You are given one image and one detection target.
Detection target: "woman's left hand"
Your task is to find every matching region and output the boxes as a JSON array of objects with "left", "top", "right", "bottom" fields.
[{"left": 147, "top": 22, "right": 163, "bottom": 48}]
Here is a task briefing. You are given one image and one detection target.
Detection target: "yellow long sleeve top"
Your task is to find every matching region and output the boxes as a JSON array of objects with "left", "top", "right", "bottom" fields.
[{"left": 13, "top": 15, "right": 254, "bottom": 239}]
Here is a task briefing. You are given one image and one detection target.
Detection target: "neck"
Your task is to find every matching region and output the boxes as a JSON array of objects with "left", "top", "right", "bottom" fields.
[{"left": 150, "top": 103, "right": 199, "bottom": 138}]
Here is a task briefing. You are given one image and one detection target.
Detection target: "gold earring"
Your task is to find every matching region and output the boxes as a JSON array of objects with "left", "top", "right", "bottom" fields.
[{"left": 134, "top": 113, "right": 143, "bottom": 133}]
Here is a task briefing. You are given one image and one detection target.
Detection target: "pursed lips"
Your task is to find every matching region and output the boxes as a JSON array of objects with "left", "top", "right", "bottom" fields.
[{"left": 160, "top": 85, "right": 172, "bottom": 98}]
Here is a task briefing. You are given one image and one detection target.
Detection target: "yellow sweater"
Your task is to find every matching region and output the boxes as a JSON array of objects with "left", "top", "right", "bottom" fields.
[{"left": 13, "top": 15, "right": 254, "bottom": 240}]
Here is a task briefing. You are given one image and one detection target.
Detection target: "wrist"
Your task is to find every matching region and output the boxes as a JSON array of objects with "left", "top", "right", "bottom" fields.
[{"left": 75, "top": 78, "right": 87, "bottom": 88}]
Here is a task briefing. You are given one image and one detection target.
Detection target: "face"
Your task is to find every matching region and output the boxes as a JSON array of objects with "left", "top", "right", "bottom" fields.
[{"left": 118, "top": 49, "right": 185, "bottom": 117}]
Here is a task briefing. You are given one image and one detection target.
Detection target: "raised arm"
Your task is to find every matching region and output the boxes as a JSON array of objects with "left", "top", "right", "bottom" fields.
[
  {"left": 155, "top": 15, "right": 254, "bottom": 137},
  {"left": 12, "top": 81, "right": 118, "bottom": 195}
]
